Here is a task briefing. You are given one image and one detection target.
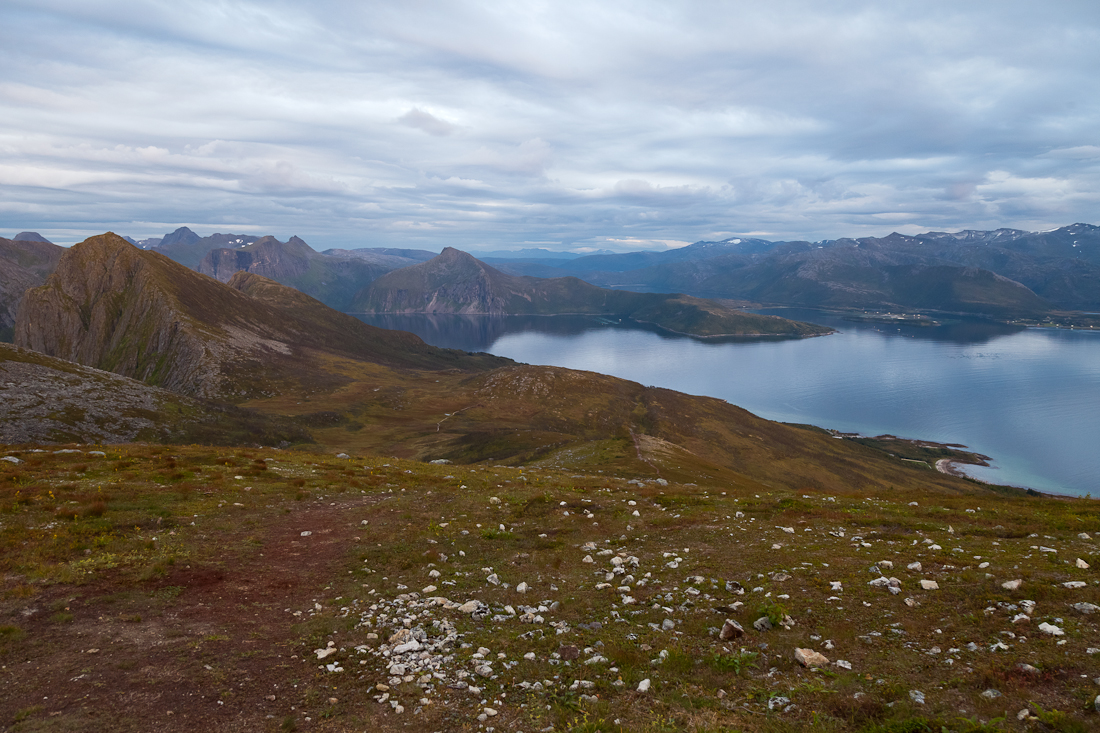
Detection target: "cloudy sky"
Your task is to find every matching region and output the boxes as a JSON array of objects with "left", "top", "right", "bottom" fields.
[{"left": 2, "top": 1, "right": 1098, "bottom": 251}]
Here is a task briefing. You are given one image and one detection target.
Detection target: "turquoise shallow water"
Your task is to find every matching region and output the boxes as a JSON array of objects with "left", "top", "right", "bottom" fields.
[{"left": 356, "top": 311, "right": 1100, "bottom": 496}]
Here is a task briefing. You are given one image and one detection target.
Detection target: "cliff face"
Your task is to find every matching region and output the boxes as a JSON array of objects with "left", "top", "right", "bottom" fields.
[
  {"left": 0, "top": 237, "right": 66, "bottom": 338},
  {"left": 14, "top": 234, "right": 505, "bottom": 400}
]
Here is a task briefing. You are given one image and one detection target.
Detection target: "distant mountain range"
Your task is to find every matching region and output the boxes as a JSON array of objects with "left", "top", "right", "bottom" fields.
[
  {"left": 6, "top": 223, "right": 1098, "bottom": 332},
  {"left": 492, "top": 224, "right": 1100, "bottom": 316},
  {"left": 355, "top": 247, "right": 831, "bottom": 338}
]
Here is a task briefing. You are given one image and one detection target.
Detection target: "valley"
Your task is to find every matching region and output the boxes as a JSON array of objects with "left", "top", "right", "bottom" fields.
[{"left": 0, "top": 231, "right": 1097, "bottom": 732}]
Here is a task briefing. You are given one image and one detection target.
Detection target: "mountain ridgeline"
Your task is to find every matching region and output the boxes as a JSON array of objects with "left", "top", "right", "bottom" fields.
[
  {"left": 490, "top": 224, "right": 1100, "bottom": 317},
  {"left": 198, "top": 235, "right": 392, "bottom": 311},
  {"left": 353, "top": 248, "right": 832, "bottom": 338},
  {"left": 14, "top": 234, "right": 503, "bottom": 400}
]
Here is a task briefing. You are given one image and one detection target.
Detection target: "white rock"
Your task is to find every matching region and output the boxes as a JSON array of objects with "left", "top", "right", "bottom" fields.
[
  {"left": 909, "top": 690, "right": 925, "bottom": 705},
  {"left": 1002, "top": 579, "right": 1022, "bottom": 591},
  {"left": 907, "top": 562, "right": 922, "bottom": 572},
  {"left": 486, "top": 573, "right": 500, "bottom": 585},
  {"left": 582, "top": 555, "right": 594, "bottom": 563},
  {"left": 835, "top": 659, "right": 852, "bottom": 670},
  {"left": 794, "top": 647, "right": 830, "bottom": 668},
  {"left": 1072, "top": 602, "right": 1100, "bottom": 614},
  {"left": 1063, "top": 581, "right": 1087, "bottom": 589},
  {"left": 981, "top": 689, "right": 1001, "bottom": 700},
  {"left": 300, "top": 531, "right": 313, "bottom": 537},
  {"left": 778, "top": 526, "right": 795, "bottom": 534},
  {"left": 637, "top": 678, "right": 651, "bottom": 692},
  {"left": 422, "top": 585, "right": 437, "bottom": 594},
  {"left": 920, "top": 579, "right": 939, "bottom": 590},
  {"left": 1038, "top": 622, "right": 1064, "bottom": 636},
  {"left": 1079, "top": 533, "right": 1091, "bottom": 540},
  {"left": 483, "top": 707, "right": 498, "bottom": 716},
  {"left": 489, "top": 496, "right": 501, "bottom": 504},
  {"left": 516, "top": 582, "right": 529, "bottom": 594},
  {"left": 1076, "top": 558, "right": 1090, "bottom": 569},
  {"left": 393, "top": 640, "right": 421, "bottom": 654},
  {"left": 878, "top": 560, "right": 894, "bottom": 569},
  {"left": 719, "top": 619, "right": 744, "bottom": 640},
  {"left": 830, "top": 581, "right": 843, "bottom": 591},
  {"left": 1, "top": 456, "right": 22, "bottom": 464},
  {"left": 1039, "top": 546, "right": 1056, "bottom": 553}
]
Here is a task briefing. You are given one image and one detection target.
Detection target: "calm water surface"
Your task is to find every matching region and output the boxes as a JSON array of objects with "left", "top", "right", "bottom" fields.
[{"left": 357, "top": 311, "right": 1100, "bottom": 496}]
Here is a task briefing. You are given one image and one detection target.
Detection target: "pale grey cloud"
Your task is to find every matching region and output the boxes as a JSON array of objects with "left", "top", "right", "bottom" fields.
[{"left": 1, "top": 0, "right": 1098, "bottom": 249}]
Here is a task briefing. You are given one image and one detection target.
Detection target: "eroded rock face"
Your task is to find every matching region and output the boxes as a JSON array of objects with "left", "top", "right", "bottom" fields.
[{"left": 14, "top": 234, "right": 234, "bottom": 398}]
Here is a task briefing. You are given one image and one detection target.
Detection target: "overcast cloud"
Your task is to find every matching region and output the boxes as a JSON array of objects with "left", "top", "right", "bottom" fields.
[{"left": 1, "top": 0, "right": 1098, "bottom": 250}]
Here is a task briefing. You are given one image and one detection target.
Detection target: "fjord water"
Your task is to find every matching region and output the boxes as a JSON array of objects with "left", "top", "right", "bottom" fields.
[{"left": 357, "top": 312, "right": 1100, "bottom": 496}]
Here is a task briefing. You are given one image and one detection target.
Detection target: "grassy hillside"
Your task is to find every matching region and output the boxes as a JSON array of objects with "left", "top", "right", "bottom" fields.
[{"left": 0, "top": 446, "right": 1095, "bottom": 732}]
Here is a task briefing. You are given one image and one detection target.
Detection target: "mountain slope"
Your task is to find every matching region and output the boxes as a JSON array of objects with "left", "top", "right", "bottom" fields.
[
  {"left": 0, "top": 236, "right": 65, "bottom": 340},
  {"left": 353, "top": 248, "right": 831, "bottom": 337},
  {"left": 14, "top": 234, "right": 504, "bottom": 400},
  {"left": 199, "top": 236, "right": 391, "bottom": 311},
  {"left": 0, "top": 342, "right": 308, "bottom": 445}
]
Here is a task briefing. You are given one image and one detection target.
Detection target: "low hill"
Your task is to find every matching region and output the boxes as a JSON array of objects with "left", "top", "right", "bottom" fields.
[
  {"left": 0, "top": 342, "right": 308, "bottom": 445},
  {"left": 14, "top": 234, "right": 505, "bottom": 400},
  {"left": 199, "top": 235, "right": 391, "bottom": 311},
  {"left": 353, "top": 248, "right": 831, "bottom": 338},
  {"left": 0, "top": 236, "right": 65, "bottom": 341}
]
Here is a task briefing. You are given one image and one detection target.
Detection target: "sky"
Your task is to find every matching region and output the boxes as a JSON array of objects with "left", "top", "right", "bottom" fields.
[{"left": 1, "top": 1, "right": 1099, "bottom": 252}]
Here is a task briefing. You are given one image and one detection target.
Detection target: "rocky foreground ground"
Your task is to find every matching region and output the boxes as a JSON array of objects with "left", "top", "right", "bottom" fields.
[{"left": 0, "top": 446, "right": 1097, "bottom": 732}]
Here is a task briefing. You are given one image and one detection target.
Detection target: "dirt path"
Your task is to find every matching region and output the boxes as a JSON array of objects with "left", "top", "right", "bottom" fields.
[{"left": 1, "top": 495, "right": 389, "bottom": 732}]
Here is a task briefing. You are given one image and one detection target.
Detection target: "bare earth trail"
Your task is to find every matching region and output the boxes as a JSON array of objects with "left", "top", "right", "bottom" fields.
[{"left": 1, "top": 494, "right": 392, "bottom": 733}]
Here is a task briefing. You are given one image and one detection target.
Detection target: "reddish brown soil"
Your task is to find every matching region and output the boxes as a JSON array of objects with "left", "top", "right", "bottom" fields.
[{"left": 0, "top": 496, "right": 405, "bottom": 732}]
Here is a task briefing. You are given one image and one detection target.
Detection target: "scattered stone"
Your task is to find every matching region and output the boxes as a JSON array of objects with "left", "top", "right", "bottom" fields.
[
  {"left": 719, "top": 619, "right": 744, "bottom": 640},
  {"left": 794, "top": 648, "right": 830, "bottom": 668},
  {"left": 1001, "top": 579, "right": 1022, "bottom": 591},
  {"left": 314, "top": 642, "right": 337, "bottom": 659},
  {"left": 835, "top": 659, "right": 852, "bottom": 670},
  {"left": 1037, "top": 622, "right": 1064, "bottom": 636},
  {"left": 753, "top": 616, "right": 773, "bottom": 632},
  {"left": 637, "top": 678, "right": 651, "bottom": 692},
  {"left": 909, "top": 690, "right": 925, "bottom": 705},
  {"left": 1072, "top": 603, "right": 1099, "bottom": 614},
  {"left": 1017, "top": 663, "right": 1039, "bottom": 675},
  {"left": 335, "top": 453, "right": 349, "bottom": 459},
  {"left": 0, "top": 456, "right": 21, "bottom": 464},
  {"left": 516, "top": 582, "right": 529, "bottom": 594},
  {"left": 906, "top": 561, "right": 921, "bottom": 572},
  {"left": 1076, "top": 558, "right": 1090, "bottom": 569},
  {"left": 920, "top": 579, "right": 939, "bottom": 590},
  {"left": 1062, "top": 581, "right": 1087, "bottom": 589},
  {"left": 981, "top": 689, "right": 1001, "bottom": 700},
  {"left": 767, "top": 696, "right": 791, "bottom": 711}
]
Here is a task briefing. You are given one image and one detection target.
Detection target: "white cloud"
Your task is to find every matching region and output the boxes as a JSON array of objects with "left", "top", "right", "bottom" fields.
[{"left": 1, "top": 0, "right": 1099, "bottom": 249}]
